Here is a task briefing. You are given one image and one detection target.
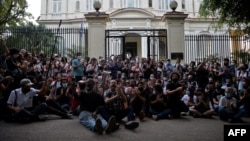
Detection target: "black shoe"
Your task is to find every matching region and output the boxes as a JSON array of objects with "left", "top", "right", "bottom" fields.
[
  {"left": 95, "top": 119, "right": 103, "bottom": 135},
  {"left": 61, "top": 114, "right": 72, "bottom": 119},
  {"left": 105, "top": 116, "right": 116, "bottom": 134},
  {"left": 125, "top": 121, "right": 139, "bottom": 130},
  {"left": 113, "top": 123, "right": 120, "bottom": 131}
]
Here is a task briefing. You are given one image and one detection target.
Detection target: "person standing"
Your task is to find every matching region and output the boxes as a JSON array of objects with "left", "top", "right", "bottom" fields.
[{"left": 71, "top": 52, "right": 84, "bottom": 82}]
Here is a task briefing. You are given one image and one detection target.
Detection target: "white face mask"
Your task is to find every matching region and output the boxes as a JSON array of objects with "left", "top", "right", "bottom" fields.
[{"left": 77, "top": 56, "right": 82, "bottom": 60}]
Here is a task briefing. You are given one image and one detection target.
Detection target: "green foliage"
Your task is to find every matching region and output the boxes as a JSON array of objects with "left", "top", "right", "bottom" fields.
[
  {"left": 199, "top": 0, "right": 250, "bottom": 33},
  {"left": 206, "top": 54, "right": 220, "bottom": 62},
  {"left": 4, "top": 22, "right": 55, "bottom": 56},
  {"left": 231, "top": 49, "right": 250, "bottom": 64},
  {"left": 0, "top": 0, "right": 32, "bottom": 28}
]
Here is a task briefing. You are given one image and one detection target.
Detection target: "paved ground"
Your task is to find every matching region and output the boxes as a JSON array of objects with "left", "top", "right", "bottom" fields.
[{"left": 0, "top": 115, "right": 249, "bottom": 141}]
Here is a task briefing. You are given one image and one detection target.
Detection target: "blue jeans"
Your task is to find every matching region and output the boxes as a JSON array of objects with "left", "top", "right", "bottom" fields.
[
  {"left": 150, "top": 108, "right": 171, "bottom": 120},
  {"left": 98, "top": 106, "right": 135, "bottom": 122},
  {"left": 218, "top": 107, "right": 245, "bottom": 121},
  {"left": 79, "top": 111, "right": 107, "bottom": 131}
]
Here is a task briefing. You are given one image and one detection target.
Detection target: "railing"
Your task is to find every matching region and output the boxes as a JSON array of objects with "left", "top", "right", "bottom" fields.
[
  {"left": 185, "top": 34, "right": 250, "bottom": 64},
  {"left": 0, "top": 27, "right": 88, "bottom": 59}
]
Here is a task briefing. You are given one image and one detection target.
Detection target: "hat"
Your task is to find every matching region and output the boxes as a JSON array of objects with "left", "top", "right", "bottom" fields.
[
  {"left": 86, "top": 79, "right": 94, "bottom": 90},
  {"left": 20, "top": 79, "right": 34, "bottom": 86}
]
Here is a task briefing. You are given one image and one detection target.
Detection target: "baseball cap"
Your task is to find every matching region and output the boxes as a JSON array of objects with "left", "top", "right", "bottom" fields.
[{"left": 20, "top": 78, "right": 34, "bottom": 86}]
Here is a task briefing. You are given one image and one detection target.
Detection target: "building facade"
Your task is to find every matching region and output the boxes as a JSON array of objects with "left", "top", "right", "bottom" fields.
[{"left": 39, "top": 0, "right": 229, "bottom": 61}]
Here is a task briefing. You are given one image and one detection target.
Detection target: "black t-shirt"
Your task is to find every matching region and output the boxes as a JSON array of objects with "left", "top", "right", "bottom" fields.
[
  {"left": 166, "top": 81, "right": 183, "bottom": 102},
  {"left": 79, "top": 91, "right": 105, "bottom": 112},
  {"left": 149, "top": 94, "right": 168, "bottom": 111},
  {"left": 131, "top": 90, "right": 146, "bottom": 108}
]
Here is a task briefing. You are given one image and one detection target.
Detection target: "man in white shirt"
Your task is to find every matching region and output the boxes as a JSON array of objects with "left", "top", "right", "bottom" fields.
[
  {"left": 218, "top": 87, "right": 244, "bottom": 123},
  {"left": 7, "top": 78, "right": 71, "bottom": 122}
]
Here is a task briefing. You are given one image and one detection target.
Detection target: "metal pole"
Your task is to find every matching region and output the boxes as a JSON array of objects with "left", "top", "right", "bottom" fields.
[{"left": 46, "top": 20, "right": 62, "bottom": 78}]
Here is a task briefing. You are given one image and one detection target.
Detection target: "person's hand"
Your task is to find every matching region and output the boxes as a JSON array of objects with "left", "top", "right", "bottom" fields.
[
  {"left": 92, "top": 112, "right": 97, "bottom": 119},
  {"left": 157, "top": 95, "right": 163, "bottom": 102},
  {"left": 176, "top": 86, "right": 183, "bottom": 92},
  {"left": 14, "top": 107, "right": 21, "bottom": 113}
]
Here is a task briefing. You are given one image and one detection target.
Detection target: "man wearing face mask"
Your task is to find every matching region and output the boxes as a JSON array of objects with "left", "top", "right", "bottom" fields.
[
  {"left": 7, "top": 79, "right": 51, "bottom": 122},
  {"left": 55, "top": 78, "right": 71, "bottom": 111},
  {"left": 218, "top": 87, "right": 244, "bottom": 123},
  {"left": 163, "top": 59, "right": 173, "bottom": 79},
  {"left": 71, "top": 52, "right": 84, "bottom": 82},
  {"left": 165, "top": 71, "right": 189, "bottom": 118}
]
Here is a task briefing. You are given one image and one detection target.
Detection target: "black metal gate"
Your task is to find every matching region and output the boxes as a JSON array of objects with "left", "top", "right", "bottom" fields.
[{"left": 105, "top": 29, "right": 167, "bottom": 61}]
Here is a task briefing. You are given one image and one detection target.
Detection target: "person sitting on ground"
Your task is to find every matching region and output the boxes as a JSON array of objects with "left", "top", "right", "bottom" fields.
[
  {"left": 150, "top": 84, "right": 171, "bottom": 120},
  {"left": 78, "top": 79, "right": 116, "bottom": 135},
  {"left": 165, "top": 71, "right": 189, "bottom": 118},
  {"left": 7, "top": 78, "right": 71, "bottom": 122},
  {"left": 99, "top": 80, "right": 139, "bottom": 130},
  {"left": 189, "top": 89, "right": 215, "bottom": 118},
  {"left": 127, "top": 81, "right": 147, "bottom": 121},
  {"left": 218, "top": 87, "right": 245, "bottom": 123}
]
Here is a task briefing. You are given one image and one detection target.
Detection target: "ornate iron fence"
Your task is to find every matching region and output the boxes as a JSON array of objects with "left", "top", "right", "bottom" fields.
[{"left": 185, "top": 34, "right": 250, "bottom": 64}]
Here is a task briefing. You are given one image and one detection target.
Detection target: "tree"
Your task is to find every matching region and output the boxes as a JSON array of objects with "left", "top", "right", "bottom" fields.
[
  {"left": 0, "top": 0, "right": 32, "bottom": 28},
  {"left": 199, "top": 0, "right": 250, "bottom": 33},
  {"left": 4, "top": 22, "right": 55, "bottom": 56}
]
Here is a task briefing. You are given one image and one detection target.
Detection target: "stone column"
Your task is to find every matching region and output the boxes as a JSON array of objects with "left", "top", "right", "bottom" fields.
[
  {"left": 84, "top": 13, "right": 109, "bottom": 59},
  {"left": 162, "top": 11, "right": 188, "bottom": 63}
]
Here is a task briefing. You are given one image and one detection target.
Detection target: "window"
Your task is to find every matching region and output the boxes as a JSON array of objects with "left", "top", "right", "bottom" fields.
[
  {"left": 149, "top": 0, "right": 152, "bottom": 7},
  {"left": 53, "top": 0, "right": 62, "bottom": 13},
  {"left": 158, "top": 0, "right": 168, "bottom": 10},
  {"left": 128, "top": 0, "right": 133, "bottom": 7},
  {"left": 76, "top": 1, "right": 80, "bottom": 11},
  {"left": 110, "top": 0, "right": 114, "bottom": 8},
  {"left": 182, "top": 0, "right": 186, "bottom": 9}
]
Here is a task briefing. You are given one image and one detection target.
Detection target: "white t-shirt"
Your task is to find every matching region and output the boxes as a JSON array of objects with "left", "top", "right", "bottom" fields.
[{"left": 7, "top": 88, "right": 39, "bottom": 108}]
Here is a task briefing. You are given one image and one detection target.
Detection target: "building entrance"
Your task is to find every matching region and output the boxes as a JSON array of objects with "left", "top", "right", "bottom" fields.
[{"left": 105, "top": 29, "right": 167, "bottom": 61}]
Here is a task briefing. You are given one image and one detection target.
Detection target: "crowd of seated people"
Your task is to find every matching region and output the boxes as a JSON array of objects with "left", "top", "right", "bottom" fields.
[{"left": 0, "top": 40, "right": 250, "bottom": 135}]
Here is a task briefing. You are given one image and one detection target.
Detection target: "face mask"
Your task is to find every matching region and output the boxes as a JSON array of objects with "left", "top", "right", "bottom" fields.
[
  {"left": 152, "top": 90, "right": 156, "bottom": 95},
  {"left": 172, "top": 78, "right": 178, "bottom": 83},
  {"left": 62, "top": 83, "right": 68, "bottom": 88},
  {"left": 186, "top": 91, "right": 190, "bottom": 96},
  {"left": 150, "top": 77, "right": 154, "bottom": 80},
  {"left": 77, "top": 56, "right": 82, "bottom": 60},
  {"left": 166, "top": 61, "right": 170, "bottom": 64},
  {"left": 22, "top": 87, "right": 31, "bottom": 93},
  {"left": 225, "top": 93, "right": 231, "bottom": 98}
]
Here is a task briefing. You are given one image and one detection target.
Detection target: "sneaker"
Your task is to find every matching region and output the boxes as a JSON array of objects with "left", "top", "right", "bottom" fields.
[
  {"left": 139, "top": 112, "right": 145, "bottom": 121},
  {"left": 152, "top": 115, "right": 158, "bottom": 121},
  {"left": 105, "top": 116, "right": 116, "bottom": 134},
  {"left": 38, "top": 115, "right": 48, "bottom": 121},
  {"left": 125, "top": 121, "right": 139, "bottom": 130},
  {"left": 95, "top": 119, "right": 104, "bottom": 135},
  {"left": 61, "top": 114, "right": 72, "bottom": 119}
]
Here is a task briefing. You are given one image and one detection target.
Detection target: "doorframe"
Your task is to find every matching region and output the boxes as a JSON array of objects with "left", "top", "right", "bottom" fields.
[{"left": 105, "top": 29, "right": 167, "bottom": 60}]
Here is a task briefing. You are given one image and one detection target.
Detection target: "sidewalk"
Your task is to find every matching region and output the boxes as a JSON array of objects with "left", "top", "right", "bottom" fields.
[{"left": 0, "top": 115, "right": 249, "bottom": 141}]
